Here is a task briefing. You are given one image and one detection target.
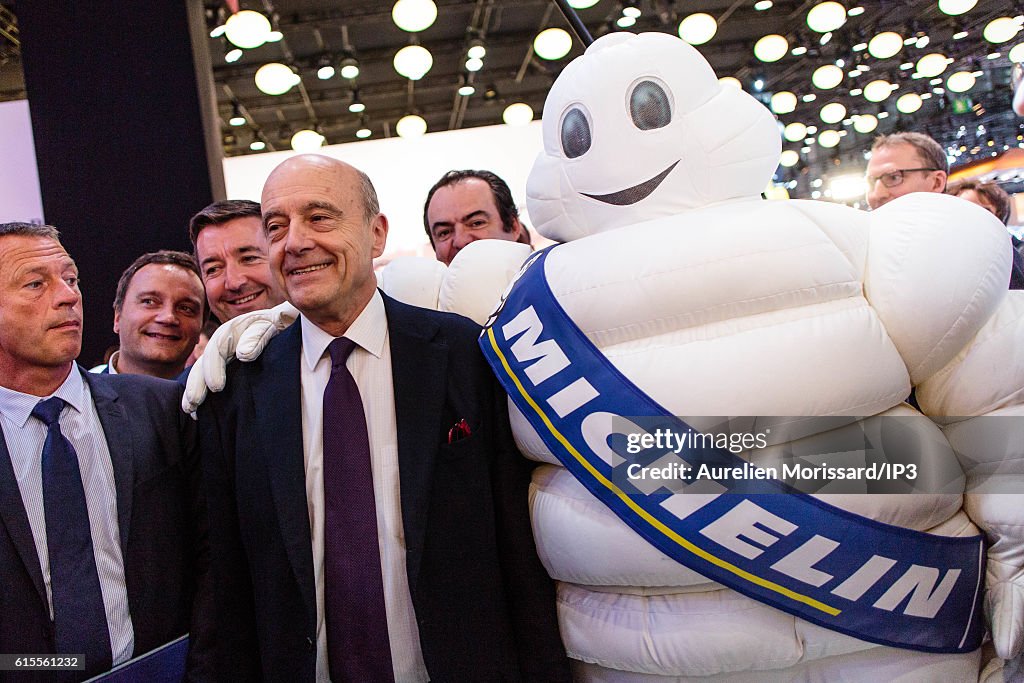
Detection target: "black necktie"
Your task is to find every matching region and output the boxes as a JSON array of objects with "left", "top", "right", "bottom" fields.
[
  {"left": 322, "top": 338, "right": 394, "bottom": 682},
  {"left": 32, "top": 397, "right": 112, "bottom": 677}
]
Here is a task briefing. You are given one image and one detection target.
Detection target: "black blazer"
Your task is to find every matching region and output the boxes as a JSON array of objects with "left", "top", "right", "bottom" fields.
[
  {"left": 197, "top": 294, "right": 569, "bottom": 682},
  {"left": 0, "top": 369, "right": 210, "bottom": 682}
]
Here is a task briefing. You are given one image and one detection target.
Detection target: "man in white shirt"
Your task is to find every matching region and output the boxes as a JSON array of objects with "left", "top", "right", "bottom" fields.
[
  {"left": 196, "top": 155, "right": 568, "bottom": 682},
  {"left": 0, "top": 222, "right": 210, "bottom": 681}
]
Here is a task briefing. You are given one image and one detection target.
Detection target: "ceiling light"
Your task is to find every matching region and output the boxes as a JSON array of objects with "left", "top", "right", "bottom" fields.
[
  {"left": 900, "top": 62, "right": 913, "bottom": 70},
  {"left": 754, "top": 34, "right": 789, "bottom": 62},
  {"left": 863, "top": 79, "right": 894, "bottom": 102},
  {"left": 946, "top": 70, "right": 976, "bottom": 92},
  {"left": 878, "top": 111, "right": 889, "bottom": 118},
  {"left": 896, "top": 92, "right": 923, "bottom": 113},
  {"left": 853, "top": 42, "right": 867, "bottom": 51},
  {"left": 534, "top": 27, "right": 573, "bottom": 60},
  {"left": 988, "top": 52, "right": 1002, "bottom": 59},
  {"left": 807, "top": 125, "right": 818, "bottom": 134},
  {"left": 771, "top": 91, "right": 798, "bottom": 114},
  {"left": 458, "top": 84, "right": 475, "bottom": 96},
  {"left": 719, "top": 76, "right": 742, "bottom": 89},
  {"left": 818, "top": 130, "right": 841, "bottom": 147},
  {"left": 317, "top": 63, "right": 336, "bottom": 80},
  {"left": 755, "top": 0, "right": 773, "bottom": 10},
  {"left": 780, "top": 149, "right": 800, "bottom": 167},
  {"left": 503, "top": 102, "right": 534, "bottom": 126},
  {"left": 229, "top": 103, "right": 245, "bottom": 126},
  {"left": 678, "top": 13, "right": 718, "bottom": 45},
  {"left": 392, "top": 0, "right": 437, "bottom": 32},
  {"left": 1010, "top": 43, "right": 1024, "bottom": 62},
  {"left": 807, "top": 2, "right": 847, "bottom": 33},
  {"left": 852, "top": 114, "right": 878, "bottom": 133},
  {"left": 467, "top": 40, "right": 486, "bottom": 60},
  {"left": 916, "top": 53, "right": 948, "bottom": 77},
  {"left": 831, "top": 173, "right": 868, "bottom": 200},
  {"left": 820, "top": 31, "right": 833, "bottom": 45},
  {"left": 356, "top": 126, "right": 372, "bottom": 139},
  {"left": 616, "top": 16, "right": 637, "bottom": 28},
  {"left": 623, "top": 5, "right": 642, "bottom": 19},
  {"left": 792, "top": 46, "right": 808, "bottom": 56},
  {"left": 802, "top": 93, "right": 817, "bottom": 102},
  {"left": 466, "top": 57, "right": 484, "bottom": 71},
  {"left": 812, "top": 64, "right": 844, "bottom": 89},
  {"left": 904, "top": 36, "right": 918, "bottom": 46},
  {"left": 225, "top": 46, "right": 243, "bottom": 63},
  {"left": 820, "top": 102, "right": 847, "bottom": 123},
  {"left": 848, "top": 6, "right": 865, "bottom": 16},
  {"left": 953, "top": 29, "right": 969, "bottom": 39},
  {"left": 255, "top": 63, "right": 300, "bottom": 95},
  {"left": 984, "top": 17, "right": 1022, "bottom": 44},
  {"left": 348, "top": 91, "right": 365, "bottom": 113},
  {"left": 396, "top": 114, "right": 427, "bottom": 138},
  {"left": 225, "top": 10, "right": 271, "bottom": 49},
  {"left": 868, "top": 31, "right": 903, "bottom": 59},
  {"left": 290, "top": 129, "right": 325, "bottom": 152},
  {"left": 784, "top": 122, "right": 808, "bottom": 141},
  {"left": 249, "top": 139, "right": 266, "bottom": 151},
  {"left": 938, "top": 0, "right": 977, "bottom": 16},
  {"left": 393, "top": 45, "right": 433, "bottom": 80},
  {"left": 210, "top": 24, "right": 227, "bottom": 38},
  {"left": 567, "top": 0, "right": 600, "bottom": 6},
  {"left": 849, "top": 87, "right": 863, "bottom": 95},
  {"left": 917, "top": 35, "right": 931, "bottom": 48},
  {"left": 340, "top": 57, "right": 360, "bottom": 80}
]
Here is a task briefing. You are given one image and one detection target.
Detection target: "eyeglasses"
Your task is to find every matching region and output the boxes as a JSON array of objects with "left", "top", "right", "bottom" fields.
[{"left": 865, "top": 168, "right": 941, "bottom": 189}]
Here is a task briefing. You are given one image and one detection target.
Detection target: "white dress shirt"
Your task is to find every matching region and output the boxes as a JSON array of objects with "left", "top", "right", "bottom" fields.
[
  {"left": 0, "top": 364, "right": 135, "bottom": 664},
  {"left": 299, "top": 290, "right": 428, "bottom": 683}
]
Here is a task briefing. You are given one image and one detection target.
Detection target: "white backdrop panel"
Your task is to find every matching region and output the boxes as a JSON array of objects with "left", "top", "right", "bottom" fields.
[{"left": 0, "top": 100, "right": 44, "bottom": 224}]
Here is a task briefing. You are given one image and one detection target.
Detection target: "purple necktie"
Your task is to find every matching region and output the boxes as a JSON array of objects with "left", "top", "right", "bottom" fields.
[{"left": 323, "top": 338, "right": 394, "bottom": 682}]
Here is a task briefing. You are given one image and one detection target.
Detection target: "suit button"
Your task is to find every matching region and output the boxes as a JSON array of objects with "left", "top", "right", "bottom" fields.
[{"left": 306, "top": 637, "right": 315, "bottom": 652}]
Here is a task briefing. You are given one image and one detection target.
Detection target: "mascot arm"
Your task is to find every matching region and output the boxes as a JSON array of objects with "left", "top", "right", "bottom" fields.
[
  {"left": 865, "top": 193, "right": 1010, "bottom": 386},
  {"left": 918, "top": 293, "right": 1024, "bottom": 659},
  {"left": 439, "top": 239, "right": 533, "bottom": 325},
  {"left": 376, "top": 255, "right": 446, "bottom": 310}
]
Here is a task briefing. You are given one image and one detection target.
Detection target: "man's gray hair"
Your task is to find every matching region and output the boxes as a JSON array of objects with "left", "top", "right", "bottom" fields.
[
  {"left": 0, "top": 222, "right": 61, "bottom": 241},
  {"left": 871, "top": 132, "right": 949, "bottom": 175},
  {"left": 356, "top": 168, "right": 380, "bottom": 224}
]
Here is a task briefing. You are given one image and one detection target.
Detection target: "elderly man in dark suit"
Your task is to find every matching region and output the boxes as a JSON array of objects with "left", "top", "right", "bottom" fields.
[
  {"left": 0, "top": 222, "right": 209, "bottom": 682},
  {"left": 195, "top": 155, "right": 569, "bottom": 682}
]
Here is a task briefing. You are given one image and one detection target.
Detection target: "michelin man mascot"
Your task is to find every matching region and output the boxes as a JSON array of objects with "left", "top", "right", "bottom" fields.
[{"left": 188, "top": 31, "right": 1024, "bottom": 682}]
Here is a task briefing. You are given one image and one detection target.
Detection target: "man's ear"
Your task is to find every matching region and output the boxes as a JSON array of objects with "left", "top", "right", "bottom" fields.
[
  {"left": 371, "top": 213, "right": 389, "bottom": 259},
  {"left": 113, "top": 309, "right": 121, "bottom": 334},
  {"left": 934, "top": 171, "right": 949, "bottom": 194},
  {"left": 509, "top": 218, "right": 524, "bottom": 241}
]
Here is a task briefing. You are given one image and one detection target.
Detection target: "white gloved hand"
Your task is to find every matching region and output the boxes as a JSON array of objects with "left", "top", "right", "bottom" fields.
[{"left": 181, "top": 301, "right": 299, "bottom": 414}]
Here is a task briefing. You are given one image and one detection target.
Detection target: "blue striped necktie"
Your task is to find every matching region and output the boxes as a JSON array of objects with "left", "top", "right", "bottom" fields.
[{"left": 32, "top": 397, "right": 112, "bottom": 677}]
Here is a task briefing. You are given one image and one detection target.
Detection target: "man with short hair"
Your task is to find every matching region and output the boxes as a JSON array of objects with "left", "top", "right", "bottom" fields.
[
  {"left": 104, "top": 250, "right": 205, "bottom": 379},
  {"left": 189, "top": 199, "right": 286, "bottom": 322},
  {"left": 196, "top": 155, "right": 568, "bottom": 682},
  {"left": 865, "top": 131, "right": 949, "bottom": 210},
  {"left": 0, "top": 223, "right": 209, "bottom": 680},
  {"left": 423, "top": 170, "right": 532, "bottom": 265}
]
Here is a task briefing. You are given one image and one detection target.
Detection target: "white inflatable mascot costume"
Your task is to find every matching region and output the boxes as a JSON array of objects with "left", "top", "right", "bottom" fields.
[{"left": 187, "top": 31, "right": 1024, "bottom": 683}]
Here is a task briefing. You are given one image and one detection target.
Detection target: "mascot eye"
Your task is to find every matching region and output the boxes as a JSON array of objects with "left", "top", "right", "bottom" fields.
[
  {"left": 560, "top": 108, "right": 592, "bottom": 158},
  {"left": 629, "top": 80, "right": 672, "bottom": 130}
]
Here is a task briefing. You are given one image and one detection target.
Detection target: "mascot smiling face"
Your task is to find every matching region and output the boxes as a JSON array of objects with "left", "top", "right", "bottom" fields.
[{"left": 527, "top": 31, "right": 782, "bottom": 242}]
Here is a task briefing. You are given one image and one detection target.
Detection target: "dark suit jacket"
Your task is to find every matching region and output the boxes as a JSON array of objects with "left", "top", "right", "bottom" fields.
[
  {"left": 197, "top": 294, "right": 569, "bottom": 682},
  {"left": 0, "top": 369, "right": 211, "bottom": 682}
]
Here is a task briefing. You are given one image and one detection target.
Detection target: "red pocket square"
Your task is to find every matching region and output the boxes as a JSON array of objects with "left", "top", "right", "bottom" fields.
[{"left": 448, "top": 418, "right": 471, "bottom": 444}]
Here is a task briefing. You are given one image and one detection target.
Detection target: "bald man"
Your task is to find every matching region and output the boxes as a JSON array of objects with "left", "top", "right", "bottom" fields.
[{"left": 195, "top": 154, "right": 568, "bottom": 682}]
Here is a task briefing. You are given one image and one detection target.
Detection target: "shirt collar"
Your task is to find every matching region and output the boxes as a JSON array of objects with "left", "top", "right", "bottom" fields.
[
  {"left": 301, "top": 289, "right": 388, "bottom": 371},
  {"left": 106, "top": 351, "right": 121, "bottom": 374},
  {"left": 0, "top": 363, "right": 88, "bottom": 428}
]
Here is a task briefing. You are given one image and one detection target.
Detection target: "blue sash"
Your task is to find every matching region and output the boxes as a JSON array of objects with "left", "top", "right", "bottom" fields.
[{"left": 479, "top": 247, "right": 985, "bottom": 653}]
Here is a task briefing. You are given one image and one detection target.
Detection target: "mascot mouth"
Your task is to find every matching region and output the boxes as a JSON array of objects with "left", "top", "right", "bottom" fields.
[{"left": 581, "top": 161, "right": 679, "bottom": 206}]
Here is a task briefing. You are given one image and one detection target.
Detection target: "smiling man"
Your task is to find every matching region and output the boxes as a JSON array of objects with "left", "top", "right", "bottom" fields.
[
  {"left": 105, "top": 250, "right": 205, "bottom": 379},
  {"left": 195, "top": 154, "right": 568, "bottom": 682},
  {"left": 423, "top": 170, "right": 531, "bottom": 265},
  {"left": 189, "top": 199, "right": 286, "bottom": 322}
]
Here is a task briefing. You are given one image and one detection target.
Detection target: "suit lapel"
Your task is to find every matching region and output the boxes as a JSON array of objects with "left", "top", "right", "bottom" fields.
[
  {"left": 384, "top": 295, "right": 447, "bottom": 590},
  {"left": 0, "top": 427, "right": 48, "bottom": 610},
  {"left": 250, "top": 323, "right": 316, "bottom": 619},
  {"left": 83, "top": 370, "right": 134, "bottom": 560}
]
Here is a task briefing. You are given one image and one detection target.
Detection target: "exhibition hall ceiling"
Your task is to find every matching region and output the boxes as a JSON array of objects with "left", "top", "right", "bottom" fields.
[{"left": 2, "top": 1, "right": 1023, "bottom": 189}]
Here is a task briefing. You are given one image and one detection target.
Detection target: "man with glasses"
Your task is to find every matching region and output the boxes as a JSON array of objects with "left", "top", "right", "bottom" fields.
[{"left": 865, "top": 132, "right": 948, "bottom": 210}]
